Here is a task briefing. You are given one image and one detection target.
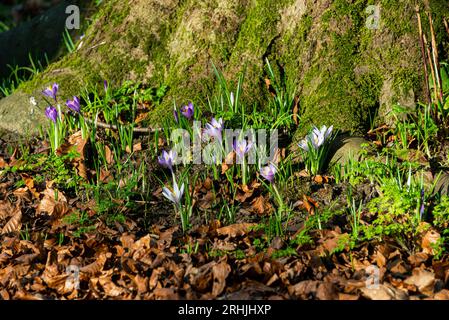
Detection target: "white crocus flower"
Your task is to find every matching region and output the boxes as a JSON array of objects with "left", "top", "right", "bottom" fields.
[{"left": 162, "top": 178, "right": 185, "bottom": 208}]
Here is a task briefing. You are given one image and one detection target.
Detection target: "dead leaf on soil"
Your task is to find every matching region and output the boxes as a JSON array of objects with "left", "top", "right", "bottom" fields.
[
  {"left": 80, "top": 253, "right": 108, "bottom": 276},
  {"left": 250, "top": 195, "right": 272, "bottom": 215},
  {"left": 37, "top": 187, "right": 68, "bottom": 217},
  {"left": 302, "top": 195, "right": 318, "bottom": 215},
  {"left": 1, "top": 207, "right": 22, "bottom": 234},
  {"left": 421, "top": 229, "right": 441, "bottom": 256},
  {"left": 212, "top": 260, "right": 231, "bottom": 297},
  {"left": 126, "top": 142, "right": 142, "bottom": 154},
  {"left": 360, "top": 284, "right": 408, "bottom": 300},
  {"left": 0, "top": 200, "right": 14, "bottom": 220},
  {"left": 217, "top": 223, "right": 257, "bottom": 238},
  {"left": 221, "top": 151, "right": 236, "bottom": 174},
  {"left": 21, "top": 174, "right": 40, "bottom": 198},
  {"left": 404, "top": 269, "right": 435, "bottom": 296}
]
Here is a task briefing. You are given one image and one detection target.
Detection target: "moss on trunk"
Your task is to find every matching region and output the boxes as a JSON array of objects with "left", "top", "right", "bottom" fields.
[{"left": 1, "top": 0, "right": 448, "bottom": 137}]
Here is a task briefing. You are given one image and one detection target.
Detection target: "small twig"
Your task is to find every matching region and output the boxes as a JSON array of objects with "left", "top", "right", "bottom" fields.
[
  {"left": 87, "top": 41, "right": 107, "bottom": 52},
  {"left": 416, "top": 5, "right": 431, "bottom": 105},
  {"left": 427, "top": 11, "right": 444, "bottom": 104},
  {"left": 444, "top": 18, "right": 449, "bottom": 38},
  {"left": 84, "top": 117, "right": 163, "bottom": 134},
  {"left": 423, "top": 34, "right": 438, "bottom": 105}
]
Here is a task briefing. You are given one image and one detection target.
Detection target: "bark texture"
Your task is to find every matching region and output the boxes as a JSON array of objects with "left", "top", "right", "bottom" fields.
[{"left": 0, "top": 0, "right": 448, "bottom": 137}]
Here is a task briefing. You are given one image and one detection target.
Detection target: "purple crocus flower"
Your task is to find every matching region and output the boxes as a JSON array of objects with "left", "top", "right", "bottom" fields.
[
  {"left": 181, "top": 102, "right": 194, "bottom": 120},
  {"left": 204, "top": 117, "right": 223, "bottom": 141},
  {"left": 45, "top": 106, "right": 58, "bottom": 124},
  {"left": 260, "top": 163, "right": 277, "bottom": 183},
  {"left": 420, "top": 188, "right": 425, "bottom": 219},
  {"left": 66, "top": 96, "right": 81, "bottom": 113},
  {"left": 42, "top": 83, "right": 59, "bottom": 101},
  {"left": 233, "top": 138, "right": 253, "bottom": 159},
  {"left": 158, "top": 150, "right": 177, "bottom": 171},
  {"left": 104, "top": 80, "right": 108, "bottom": 93}
]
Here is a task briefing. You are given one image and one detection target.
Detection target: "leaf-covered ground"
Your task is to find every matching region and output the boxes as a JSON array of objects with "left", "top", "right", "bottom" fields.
[{"left": 1, "top": 129, "right": 449, "bottom": 301}]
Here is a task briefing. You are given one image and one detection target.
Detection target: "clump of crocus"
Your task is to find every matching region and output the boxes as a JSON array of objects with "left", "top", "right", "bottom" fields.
[
  {"left": 181, "top": 102, "right": 194, "bottom": 120},
  {"left": 44, "top": 106, "right": 61, "bottom": 153},
  {"left": 298, "top": 125, "right": 333, "bottom": 152},
  {"left": 42, "top": 83, "right": 63, "bottom": 153},
  {"left": 233, "top": 138, "right": 254, "bottom": 185},
  {"left": 162, "top": 172, "right": 192, "bottom": 232},
  {"left": 66, "top": 96, "right": 81, "bottom": 113},
  {"left": 298, "top": 125, "right": 335, "bottom": 176},
  {"left": 42, "top": 83, "right": 59, "bottom": 102},
  {"left": 259, "top": 162, "right": 285, "bottom": 236},
  {"left": 158, "top": 150, "right": 177, "bottom": 172}
]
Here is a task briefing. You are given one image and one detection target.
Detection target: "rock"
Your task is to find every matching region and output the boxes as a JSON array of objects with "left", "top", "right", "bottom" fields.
[
  {"left": 379, "top": 77, "right": 416, "bottom": 127},
  {"left": 328, "top": 135, "right": 370, "bottom": 166},
  {"left": 0, "top": 92, "right": 46, "bottom": 136},
  {"left": 433, "top": 171, "right": 449, "bottom": 196}
]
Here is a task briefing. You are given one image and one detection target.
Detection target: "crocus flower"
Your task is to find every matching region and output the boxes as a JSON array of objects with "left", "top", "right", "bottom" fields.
[
  {"left": 162, "top": 179, "right": 185, "bottom": 208},
  {"left": 104, "top": 80, "right": 108, "bottom": 93},
  {"left": 181, "top": 102, "right": 194, "bottom": 120},
  {"left": 233, "top": 138, "right": 253, "bottom": 158},
  {"left": 298, "top": 139, "right": 309, "bottom": 152},
  {"left": 299, "top": 125, "right": 333, "bottom": 151},
  {"left": 158, "top": 150, "right": 177, "bottom": 171},
  {"left": 260, "top": 163, "right": 277, "bottom": 183},
  {"left": 66, "top": 96, "right": 80, "bottom": 113},
  {"left": 42, "top": 83, "right": 59, "bottom": 101},
  {"left": 230, "top": 92, "right": 235, "bottom": 107},
  {"left": 204, "top": 117, "right": 223, "bottom": 141},
  {"left": 45, "top": 106, "right": 58, "bottom": 124},
  {"left": 173, "top": 105, "right": 179, "bottom": 123}
]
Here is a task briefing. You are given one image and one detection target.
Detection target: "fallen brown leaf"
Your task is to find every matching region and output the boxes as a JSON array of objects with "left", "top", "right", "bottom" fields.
[
  {"left": 360, "top": 284, "right": 408, "bottom": 300},
  {"left": 1, "top": 207, "right": 22, "bottom": 234},
  {"left": 404, "top": 269, "right": 435, "bottom": 296},
  {"left": 221, "top": 151, "right": 236, "bottom": 174},
  {"left": 21, "top": 174, "right": 39, "bottom": 198},
  {"left": 0, "top": 200, "right": 14, "bottom": 220},
  {"left": 212, "top": 260, "right": 231, "bottom": 297},
  {"left": 37, "top": 187, "right": 68, "bottom": 216},
  {"left": 80, "top": 253, "right": 108, "bottom": 276},
  {"left": 126, "top": 142, "right": 142, "bottom": 154},
  {"left": 421, "top": 229, "right": 441, "bottom": 256},
  {"left": 216, "top": 223, "right": 257, "bottom": 238}
]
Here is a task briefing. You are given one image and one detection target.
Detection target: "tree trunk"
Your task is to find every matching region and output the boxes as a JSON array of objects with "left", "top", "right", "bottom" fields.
[{"left": 0, "top": 0, "right": 448, "bottom": 137}]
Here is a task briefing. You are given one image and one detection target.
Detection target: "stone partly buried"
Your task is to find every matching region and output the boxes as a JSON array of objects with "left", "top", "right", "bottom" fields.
[{"left": 326, "top": 135, "right": 449, "bottom": 196}]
